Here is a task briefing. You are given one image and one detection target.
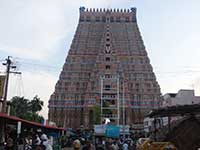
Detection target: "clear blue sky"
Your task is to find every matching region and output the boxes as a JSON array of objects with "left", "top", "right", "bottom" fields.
[{"left": 0, "top": 0, "right": 200, "bottom": 118}]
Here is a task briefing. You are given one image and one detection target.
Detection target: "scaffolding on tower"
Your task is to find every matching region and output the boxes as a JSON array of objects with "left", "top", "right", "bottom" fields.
[{"left": 100, "top": 74, "right": 121, "bottom": 125}]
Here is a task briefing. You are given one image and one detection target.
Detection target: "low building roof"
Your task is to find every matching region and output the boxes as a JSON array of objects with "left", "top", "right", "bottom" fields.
[{"left": 147, "top": 104, "right": 200, "bottom": 118}]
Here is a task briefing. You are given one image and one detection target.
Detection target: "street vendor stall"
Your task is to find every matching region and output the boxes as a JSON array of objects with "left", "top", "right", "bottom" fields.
[{"left": 0, "top": 113, "right": 64, "bottom": 150}]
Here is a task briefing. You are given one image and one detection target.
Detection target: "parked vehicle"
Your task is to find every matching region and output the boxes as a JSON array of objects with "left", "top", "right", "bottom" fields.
[{"left": 136, "top": 138, "right": 177, "bottom": 150}]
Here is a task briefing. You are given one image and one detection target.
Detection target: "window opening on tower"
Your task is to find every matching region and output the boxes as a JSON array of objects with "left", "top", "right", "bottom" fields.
[
  {"left": 125, "top": 17, "right": 130, "bottom": 22},
  {"left": 105, "top": 74, "right": 111, "bottom": 78},
  {"left": 86, "top": 16, "right": 91, "bottom": 22},
  {"left": 106, "top": 43, "right": 110, "bottom": 47},
  {"left": 106, "top": 57, "right": 110, "bottom": 61},
  {"left": 110, "top": 17, "right": 114, "bottom": 22},
  {"left": 106, "top": 18, "right": 110, "bottom": 22},
  {"left": 95, "top": 17, "right": 100, "bottom": 22},
  {"left": 111, "top": 100, "right": 115, "bottom": 105},
  {"left": 80, "top": 16, "right": 84, "bottom": 22},
  {"left": 105, "top": 85, "right": 111, "bottom": 90},
  {"left": 102, "top": 16, "right": 106, "bottom": 22},
  {"left": 106, "top": 65, "right": 111, "bottom": 69},
  {"left": 116, "top": 17, "right": 121, "bottom": 22}
]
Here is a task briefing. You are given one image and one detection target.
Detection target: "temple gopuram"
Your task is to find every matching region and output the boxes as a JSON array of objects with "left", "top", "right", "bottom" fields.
[{"left": 48, "top": 7, "right": 161, "bottom": 129}]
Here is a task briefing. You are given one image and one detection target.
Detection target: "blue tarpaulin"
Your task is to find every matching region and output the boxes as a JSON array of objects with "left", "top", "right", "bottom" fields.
[{"left": 105, "top": 125, "right": 120, "bottom": 138}]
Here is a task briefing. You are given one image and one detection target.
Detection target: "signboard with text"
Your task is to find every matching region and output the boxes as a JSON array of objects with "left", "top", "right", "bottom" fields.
[{"left": 119, "top": 125, "right": 130, "bottom": 134}]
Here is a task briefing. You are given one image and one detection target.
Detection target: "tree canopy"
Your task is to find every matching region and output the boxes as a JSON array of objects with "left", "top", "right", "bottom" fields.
[{"left": 10, "top": 95, "right": 44, "bottom": 123}]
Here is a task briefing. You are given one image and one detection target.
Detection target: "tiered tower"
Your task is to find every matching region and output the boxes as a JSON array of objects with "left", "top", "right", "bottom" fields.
[{"left": 48, "top": 7, "right": 161, "bottom": 129}]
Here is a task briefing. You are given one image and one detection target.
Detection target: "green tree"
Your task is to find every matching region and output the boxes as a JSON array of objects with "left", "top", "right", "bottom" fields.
[
  {"left": 93, "top": 103, "right": 113, "bottom": 124},
  {"left": 23, "top": 112, "right": 44, "bottom": 123},
  {"left": 93, "top": 105, "right": 101, "bottom": 124},
  {"left": 102, "top": 101, "right": 112, "bottom": 115},
  {"left": 10, "top": 96, "right": 44, "bottom": 123},
  {"left": 29, "top": 95, "right": 44, "bottom": 113},
  {"left": 10, "top": 96, "right": 29, "bottom": 118}
]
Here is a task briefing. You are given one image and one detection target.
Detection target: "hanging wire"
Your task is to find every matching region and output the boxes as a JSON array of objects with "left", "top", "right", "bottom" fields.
[
  {"left": 12, "top": 56, "right": 200, "bottom": 77},
  {"left": 13, "top": 56, "right": 61, "bottom": 70}
]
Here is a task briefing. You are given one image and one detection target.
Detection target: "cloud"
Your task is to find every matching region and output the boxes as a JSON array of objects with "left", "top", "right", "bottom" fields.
[
  {"left": 0, "top": 0, "right": 73, "bottom": 60},
  {"left": 0, "top": 0, "right": 135, "bottom": 61}
]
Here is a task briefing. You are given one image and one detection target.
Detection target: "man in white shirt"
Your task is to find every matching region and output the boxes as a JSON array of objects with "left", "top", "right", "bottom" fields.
[{"left": 123, "top": 142, "right": 129, "bottom": 150}]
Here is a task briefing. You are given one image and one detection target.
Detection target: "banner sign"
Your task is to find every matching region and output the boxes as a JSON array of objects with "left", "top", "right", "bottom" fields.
[
  {"left": 119, "top": 125, "right": 130, "bottom": 134},
  {"left": 0, "top": 75, "right": 5, "bottom": 98},
  {"left": 94, "top": 125, "right": 106, "bottom": 135},
  {"left": 105, "top": 125, "right": 120, "bottom": 138},
  {"left": 132, "top": 123, "right": 144, "bottom": 130}
]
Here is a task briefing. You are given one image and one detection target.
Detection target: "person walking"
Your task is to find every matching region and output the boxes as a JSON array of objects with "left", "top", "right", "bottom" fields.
[
  {"left": 111, "top": 141, "right": 119, "bottom": 150},
  {"left": 40, "top": 134, "right": 52, "bottom": 150},
  {"left": 122, "top": 141, "right": 128, "bottom": 150},
  {"left": 5, "top": 138, "right": 14, "bottom": 150},
  {"left": 82, "top": 140, "right": 95, "bottom": 150},
  {"left": 73, "top": 139, "right": 81, "bottom": 150}
]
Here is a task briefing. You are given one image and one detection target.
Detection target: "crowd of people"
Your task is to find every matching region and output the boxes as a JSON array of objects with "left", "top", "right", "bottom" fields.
[
  {"left": 32, "top": 133, "right": 53, "bottom": 150},
  {"left": 96, "top": 138, "right": 136, "bottom": 150},
  {"left": 71, "top": 137, "right": 136, "bottom": 150},
  {"left": 1, "top": 133, "right": 53, "bottom": 150},
  {"left": 1, "top": 126, "right": 141, "bottom": 150}
]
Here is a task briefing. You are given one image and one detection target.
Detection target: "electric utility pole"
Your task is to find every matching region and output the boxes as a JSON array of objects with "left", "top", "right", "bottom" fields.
[
  {"left": 1, "top": 56, "right": 21, "bottom": 143},
  {"left": 1, "top": 56, "right": 21, "bottom": 113}
]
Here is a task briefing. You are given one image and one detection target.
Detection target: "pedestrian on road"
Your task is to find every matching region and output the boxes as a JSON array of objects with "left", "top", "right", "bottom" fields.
[
  {"left": 73, "top": 139, "right": 81, "bottom": 150},
  {"left": 5, "top": 138, "right": 14, "bottom": 150},
  {"left": 82, "top": 140, "right": 95, "bottom": 150},
  {"left": 41, "top": 134, "right": 52, "bottom": 150},
  {"left": 122, "top": 141, "right": 128, "bottom": 150},
  {"left": 111, "top": 141, "right": 119, "bottom": 150}
]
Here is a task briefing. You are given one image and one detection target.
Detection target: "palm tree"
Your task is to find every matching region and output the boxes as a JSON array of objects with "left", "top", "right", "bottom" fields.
[
  {"left": 10, "top": 96, "right": 44, "bottom": 123},
  {"left": 10, "top": 96, "right": 29, "bottom": 117},
  {"left": 29, "top": 95, "right": 44, "bottom": 113}
]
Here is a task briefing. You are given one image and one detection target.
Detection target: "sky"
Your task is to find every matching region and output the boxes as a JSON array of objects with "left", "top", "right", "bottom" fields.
[{"left": 0, "top": 0, "right": 200, "bottom": 119}]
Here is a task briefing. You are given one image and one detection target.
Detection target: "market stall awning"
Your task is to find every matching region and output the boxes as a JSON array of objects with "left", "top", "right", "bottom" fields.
[{"left": 0, "top": 113, "right": 64, "bottom": 131}]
